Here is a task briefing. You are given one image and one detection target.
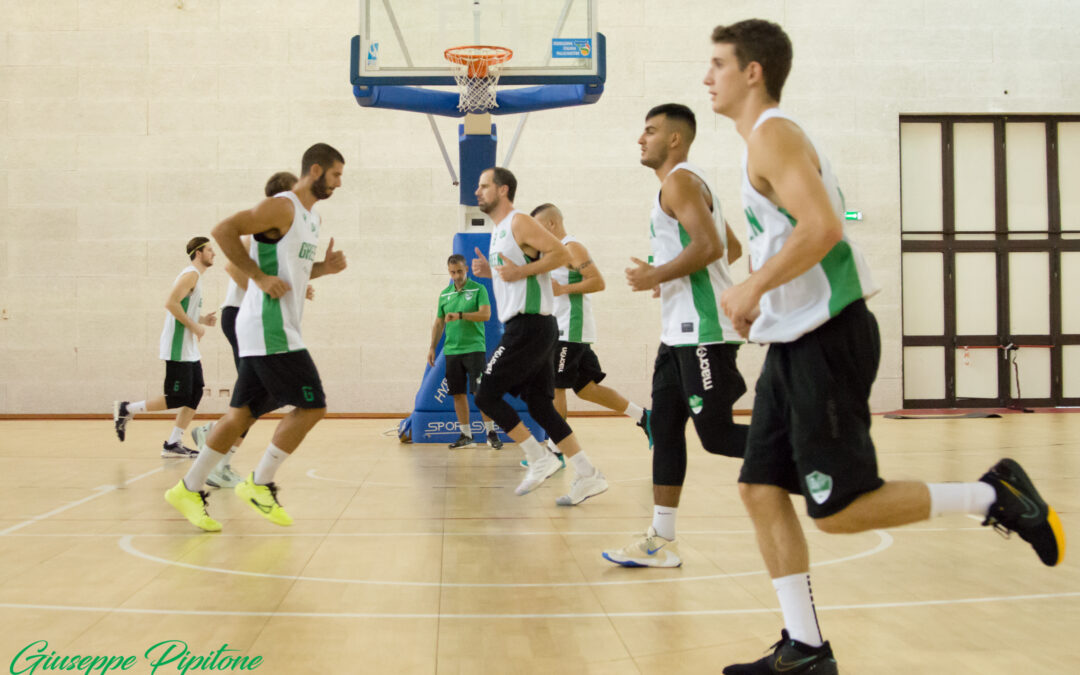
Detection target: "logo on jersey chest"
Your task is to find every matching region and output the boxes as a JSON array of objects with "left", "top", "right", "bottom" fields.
[
  {"left": 745, "top": 207, "right": 764, "bottom": 240},
  {"left": 298, "top": 242, "right": 317, "bottom": 262}
]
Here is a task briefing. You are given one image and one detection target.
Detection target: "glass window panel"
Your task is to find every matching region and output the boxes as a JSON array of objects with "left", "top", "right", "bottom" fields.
[
  {"left": 1008, "top": 252, "right": 1049, "bottom": 335},
  {"left": 1009, "top": 347, "right": 1050, "bottom": 399},
  {"left": 956, "top": 347, "right": 998, "bottom": 399},
  {"left": 904, "top": 347, "right": 944, "bottom": 400},
  {"left": 1063, "top": 252, "right": 1080, "bottom": 333},
  {"left": 1064, "top": 346, "right": 1080, "bottom": 398},
  {"left": 1056, "top": 123, "right": 1080, "bottom": 231},
  {"left": 955, "top": 252, "right": 997, "bottom": 335},
  {"left": 954, "top": 123, "right": 996, "bottom": 233},
  {"left": 1006, "top": 123, "right": 1049, "bottom": 232},
  {"left": 902, "top": 252, "right": 944, "bottom": 336},
  {"left": 900, "top": 123, "right": 943, "bottom": 232}
]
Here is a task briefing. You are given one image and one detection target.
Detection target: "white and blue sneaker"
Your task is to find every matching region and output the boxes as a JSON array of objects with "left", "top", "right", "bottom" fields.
[{"left": 602, "top": 526, "right": 681, "bottom": 568}]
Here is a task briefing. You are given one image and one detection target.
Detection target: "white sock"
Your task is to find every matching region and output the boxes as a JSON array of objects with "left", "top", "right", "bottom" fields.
[
  {"left": 927, "top": 482, "right": 997, "bottom": 518},
  {"left": 484, "top": 420, "right": 494, "bottom": 432},
  {"left": 652, "top": 505, "right": 677, "bottom": 541},
  {"left": 520, "top": 436, "right": 545, "bottom": 461},
  {"left": 253, "top": 443, "right": 290, "bottom": 485},
  {"left": 214, "top": 446, "right": 238, "bottom": 471},
  {"left": 773, "top": 573, "right": 823, "bottom": 647},
  {"left": 459, "top": 423, "right": 472, "bottom": 438},
  {"left": 568, "top": 450, "right": 595, "bottom": 477},
  {"left": 167, "top": 427, "right": 185, "bottom": 445},
  {"left": 624, "top": 401, "right": 644, "bottom": 421},
  {"left": 127, "top": 401, "right": 147, "bottom": 415},
  {"left": 546, "top": 438, "right": 561, "bottom": 455},
  {"left": 183, "top": 447, "right": 226, "bottom": 491}
]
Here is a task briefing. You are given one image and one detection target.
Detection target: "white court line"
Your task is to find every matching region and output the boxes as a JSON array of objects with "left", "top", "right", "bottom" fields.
[
  {"left": 2, "top": 590, "right": 1079, "bottom": 620},
  {"left": 0, "top": 466, "right": 165, "bottom": 537},
  {"left": 115, "top": 531, "right": 894, "bottom": 588},
  {"left": 304, "top": 468, "right": 653, "bottom": 488}
]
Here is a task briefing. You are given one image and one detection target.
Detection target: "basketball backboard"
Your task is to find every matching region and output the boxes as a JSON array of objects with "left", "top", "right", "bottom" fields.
[{"left": 353, "top": 0, "right": 601, "bottom": 86}]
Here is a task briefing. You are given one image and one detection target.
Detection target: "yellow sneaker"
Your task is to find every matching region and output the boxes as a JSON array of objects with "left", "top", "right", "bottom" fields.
[
  {"left": 164, "top": 479, "right": 222, "bottom": 532},
  {"left": 235, "top": 473, "right": 293, "bottom": 526}
]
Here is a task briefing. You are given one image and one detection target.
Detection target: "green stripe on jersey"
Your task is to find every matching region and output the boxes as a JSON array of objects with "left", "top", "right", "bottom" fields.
[
  {"left": 257, "top": 242, "right": 289, "bottom": 354},
  {"left": 821, "top": 239, "right": 864, "bottom": 317},
  {"left": 170, "top": 296, "right": 189, "bottom": 361},
  {"left": 568, "top": 269, "right": 583, "bottom": 342},
  {"left": 525, "top": 276, "right": 541, "bottom": 314},
  {"left": 678, "top": 223, "right": 724, "bottom": 343}
]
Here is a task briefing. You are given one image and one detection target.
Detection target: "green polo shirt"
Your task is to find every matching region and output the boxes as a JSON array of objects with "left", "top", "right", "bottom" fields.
[{"left": 437, "top": 278, "right": 489, "bottom": 355}]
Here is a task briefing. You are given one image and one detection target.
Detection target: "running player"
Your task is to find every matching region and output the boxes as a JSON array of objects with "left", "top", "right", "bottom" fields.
[
  {"left": 164, "top": 143, "right": 348, "bottom": 531},
  {"left": 603, "top": 103, "right": 749, "bottom": 568},
  {"left": 708, "top": 20, "right": 1063, "bottom": 673},
  {"left": 471, "top": 167, "right": 609, "bottom": 505},
  {"left": 113, "top": 237, "right": 218, "bottom": 457}
]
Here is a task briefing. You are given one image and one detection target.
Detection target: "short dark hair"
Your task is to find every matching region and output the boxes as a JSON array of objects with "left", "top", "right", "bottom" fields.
[
  {"left": 487, "top": 167, "right": 517, "bottom": 203},
  {"left": 301, "top": 143, "right": 345, "bottom": 176},
  {"left": 530, "top": 203, "right": 557, "bottom": 218},
  {"left": 186, "top": 236, "right": 210, "bottom": 260},
  {"left": 645, "top": 103, "right": 696, "bottom": 141},
  {"left": 264, "top": 171, "right": 298, "bottom": 197},
  {"left": 447, "top": 254, "right": 466, "bottom": 267},
  {"left": 711, "top": 19, "right": 793, "bottom": 102}
]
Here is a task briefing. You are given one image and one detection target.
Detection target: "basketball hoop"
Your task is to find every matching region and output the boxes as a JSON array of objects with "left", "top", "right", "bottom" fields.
[{"left": 444, "top": 45, "right": 513, "bottom": 113}]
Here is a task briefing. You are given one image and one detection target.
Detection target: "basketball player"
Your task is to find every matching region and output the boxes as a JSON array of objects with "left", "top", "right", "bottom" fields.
[
  {"left": 427, "top": 254, "right": 502, "bottom": 450},
  {"left": 113, "top": 237, "right": 218, "bottom": 457},
  {"left": 603, "top": 103, "right": 749, "bottom": 568},
  {"left": 531, "top": 203, "right": 650, "bottom": 451},
  {"left": 470, "top": 167, "right": 609, "bottom": 505},
  {"left": 192, "top": 171, "right": 303, "bottom": 489},
  {"left": 164, "top": 143, "right": 347, "bottom": 532},
  {"left": 708, "top": 20, "right": 1064, "bottom": 673}
]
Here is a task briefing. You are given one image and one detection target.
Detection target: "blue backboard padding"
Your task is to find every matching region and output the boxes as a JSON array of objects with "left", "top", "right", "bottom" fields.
[
  {"left": 459, "top": 124, "right": 496, "bottom": 206},
  {"left": 354, "top": 82, "right": 603, "bottom": 116}
]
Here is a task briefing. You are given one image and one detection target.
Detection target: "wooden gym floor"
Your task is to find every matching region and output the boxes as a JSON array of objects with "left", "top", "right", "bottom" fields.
[{"left": 0, "top": 415, "right": 1076, "bottom": 673}]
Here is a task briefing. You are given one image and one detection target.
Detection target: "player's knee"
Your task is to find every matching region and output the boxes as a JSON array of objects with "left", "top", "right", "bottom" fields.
[{"left": 739, "top": 482, "right": 781, "bottom": 513}]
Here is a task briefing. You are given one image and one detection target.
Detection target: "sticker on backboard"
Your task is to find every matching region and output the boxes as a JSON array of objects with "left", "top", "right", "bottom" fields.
[
  {"left": 551, "top": 38, "right": 592, "bottom": 58},
  {"left": 367, "top": 41, "right": 379, "bottom": 68}
]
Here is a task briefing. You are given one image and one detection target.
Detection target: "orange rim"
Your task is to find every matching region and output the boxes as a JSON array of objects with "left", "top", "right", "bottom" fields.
[{"left": 444, "top": 45, "right": 513, "bottom": 78}]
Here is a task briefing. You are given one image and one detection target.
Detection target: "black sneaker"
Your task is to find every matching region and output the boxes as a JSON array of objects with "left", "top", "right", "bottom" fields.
[
  {"left": 448, "top": 434, "right": 475, "bottom": 450},
  {"left": 637, "top": 409, "right": 653, "bottom": 450},
  {"left": 162, "top": 442, "right": 199, "bottom": 458},
  {"left": 113, "top": 401, "right": 132, "bottom": 441},
  {"left": 487, "top": 430, "right": 503, "bottom": 450},
  {"left": 980, "top": 458, "right": 1065, "bottom": 566},
  {"left": 723, "top": 630, "right": 837, "bottom": 674}
]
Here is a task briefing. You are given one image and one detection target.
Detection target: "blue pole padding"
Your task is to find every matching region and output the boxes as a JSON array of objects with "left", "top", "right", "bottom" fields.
[{"left": 459, "top": 123, "right": 496, "bottom": 206}]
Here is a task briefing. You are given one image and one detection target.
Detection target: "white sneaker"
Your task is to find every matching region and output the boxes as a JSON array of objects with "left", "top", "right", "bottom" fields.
[
  {"left": 192, "top": 422, "right": 214, "bottom": 453},
  {"left": 555, "top": 470, "right": 609, "bottom": 506},
  {"left": 514, "top": 451, "right": 562, "bottom": 495},
  {"left": 206, "top": 463, "right": 243, "bottom": 489},
  {"left": 601, "top": 527, "right": 682, "bottom": 568}
]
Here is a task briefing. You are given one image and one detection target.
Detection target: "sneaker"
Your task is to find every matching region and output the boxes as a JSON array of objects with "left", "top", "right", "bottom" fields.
[
  {"left": 521, "top": 452, "right": 566, "bottom": 469},
  {"left": 235, "top": 473, "right": 293, "bottom": 526},
  {"left": 637, "top": 409, "right": 653, "bottom": 450},
  {"left": 602, "top": 526, "right": 681, "bottom": 567},
  {"left": 980, "top": 458, "right": 1065, "bottom": 566},
  {"left": 487, "top": 430, "right": 504, "bottom": 450},
  {"left": 113, "top": 401, "right": 132, "bottom": 441},
  {"left": 514, "top": 451, "right": 563, "bottom": 496},
  {"left": 192, "top": 421, "right": 214, "bottom": 453},
  {"left": 164, "top": 479, "right": 222, "bottom": 532},
  {"left": 162, "top": 441, "right": 198, "bottom": 458},
  {"left": 448, "top": 434, "right": 475, "bottom": 449},
  {"left": 722, "top": 630, "right": 837, "bottom": 675},
  {"left": 206, "top": 463, "right": 244, "bottom": 489},
  {"left": 556, "top": 470, "right": 609, "bottom": 506}
]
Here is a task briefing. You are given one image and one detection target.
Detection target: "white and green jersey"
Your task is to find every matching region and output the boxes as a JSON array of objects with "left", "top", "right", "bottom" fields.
[
  {"left": 551, "top": 235, "right": 596, "bottom": 344},
  {"left": 650, "top": 162, "right": 740, "bottom": 347},
  {"left": 221, "top": 278, "right": 245, "bottom": 309},
  {"left": 741, "top": 109, "right": 879, "bottom": 344},
  {"left": 236, "top": 191, "right": 320, "bottom": 356},
  {"left": 489, "top": 209, "right": 553, "bottom": 323},
  {"left": 158, "top": 265, "right": 202, "bottom": 362}
]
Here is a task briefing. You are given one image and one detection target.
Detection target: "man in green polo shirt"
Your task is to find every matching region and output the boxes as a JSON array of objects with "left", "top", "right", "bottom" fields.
[{"left": 428, "top": 254, "right": 502, "bottom": 449}]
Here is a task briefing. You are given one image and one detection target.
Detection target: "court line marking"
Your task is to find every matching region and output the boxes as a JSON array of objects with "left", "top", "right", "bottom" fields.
[
  {"left": 2, "top": 591, "right": 1078, "bottom": 620},
  {"left": 115, "top": 530, "right": 894, "bottom": 588},
  {"left": 0, "top": 466, "right": 165, "bottom": 537},
  {"left": 305, "top": 468, "right": 653, "bottom": 487}
]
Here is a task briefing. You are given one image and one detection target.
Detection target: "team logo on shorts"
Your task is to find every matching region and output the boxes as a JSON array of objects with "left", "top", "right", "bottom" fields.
[
  {"left": 805, "top": 471, "right": 833, "bottom": 505},
  {"left": 688, "top": 394, "right": 703, "bottom": 415}
]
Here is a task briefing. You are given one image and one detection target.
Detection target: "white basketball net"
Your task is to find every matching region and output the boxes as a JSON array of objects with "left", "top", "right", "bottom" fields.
[{"left": 450, "top": 62, "right": 503, "bottom": 113}]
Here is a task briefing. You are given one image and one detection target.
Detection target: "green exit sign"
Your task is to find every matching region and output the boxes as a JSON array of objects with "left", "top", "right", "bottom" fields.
[{"left": 845, "top": 210, "right": 862, "bottom": 221}]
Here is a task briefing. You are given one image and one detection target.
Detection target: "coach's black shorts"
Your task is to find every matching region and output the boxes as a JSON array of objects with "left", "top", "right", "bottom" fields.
[
  {"left": 163, "top": 360, "right": 204, "bottom": 409},
  {"left": 220, "top": 305, "right": 241, "bottom": 368},
  {"left": 445, "top": 351, "right": 485, "bottom": 396},
  {"left": 554, "top": 341, "right": 606, "bottom": 392},
  {"left": 478, "top": 314, "right": 558, "bottom": 401},
  {"left": 230, "top": 349, "right": 326, "bottom": 419},
  {"left": 739, "top": 300, "right": 885, "bottom": 519}
]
